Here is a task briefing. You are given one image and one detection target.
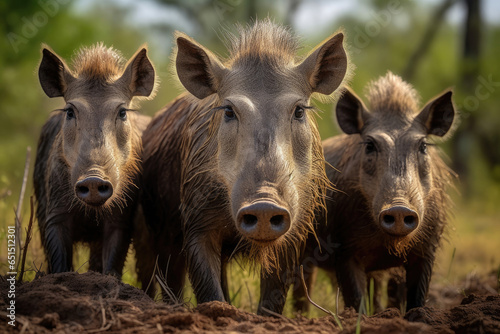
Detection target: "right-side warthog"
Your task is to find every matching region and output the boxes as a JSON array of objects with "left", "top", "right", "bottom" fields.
[
  {"left": 136, "top": 20, "right": 351, "bottom": 314},
  {"left": 293, "top": 72, "right": 456, "bottom": 313},
  {"left": 34, "top": 44, "right": 155, "bottom": 276}
]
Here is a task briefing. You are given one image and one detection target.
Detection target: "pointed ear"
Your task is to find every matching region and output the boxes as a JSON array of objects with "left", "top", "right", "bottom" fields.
[
  {"left": 38, "top": 46, "right": 75, "bottom": 98},
  {"left": 297, "top": 32, "right": 348, "bottom": 95},
  {"left": 416, "top": 90, "right": 455, "bottom": 137},
  {"left": 175, "top": 33, "right": 227, "bottom": 100},
  {"left": 336, "top": 88, "right": 370, "bottom": 134},
  {"left": 118, "top": 47, "right": 156, "bottom": 97}
]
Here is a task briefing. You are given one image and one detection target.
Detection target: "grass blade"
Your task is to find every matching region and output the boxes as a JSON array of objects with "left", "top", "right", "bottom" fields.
[
  {"left": 300, "top": 265, "right": 343, "bottom": 330},
  {"left": 446, "top": 247, "right": 456, "bottom": 280},
  {"left": 15, "top": 147, "right": 31, "bottom": 264}
]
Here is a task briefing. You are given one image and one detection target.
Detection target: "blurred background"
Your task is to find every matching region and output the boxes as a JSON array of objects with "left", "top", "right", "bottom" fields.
[{"left": 1, "top": 0, "right": 499, "bottom": 315}]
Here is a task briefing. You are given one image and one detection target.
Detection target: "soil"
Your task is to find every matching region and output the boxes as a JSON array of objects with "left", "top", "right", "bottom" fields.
[{"left": 1, "top": 271, "right": 499, "bottom": 333}]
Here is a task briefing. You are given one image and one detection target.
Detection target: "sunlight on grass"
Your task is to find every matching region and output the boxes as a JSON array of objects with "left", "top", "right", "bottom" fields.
[{"left": 434, "top": 196, "right": 500, "bottom": 284}]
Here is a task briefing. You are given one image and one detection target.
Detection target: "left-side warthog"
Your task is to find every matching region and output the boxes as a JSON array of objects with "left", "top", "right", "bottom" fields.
[
  {"left": 293, "top": 72, "right": 456, "bottom": 313},
  {"left": 34, "top": 44, "right": 155, "bottom": 276},
  {"left": 136, "top": 19, "right": 351, "bottom": 314}
]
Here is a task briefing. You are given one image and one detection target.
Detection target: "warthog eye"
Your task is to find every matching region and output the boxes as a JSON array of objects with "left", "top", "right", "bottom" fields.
[
  {"left": 224, "top": 106, "right": 235, "bottom": 121},
  {"left": 65, "top": 107, "right": 75, "bottom": 120},
  {"left": 364, "top": 140, "right": 376, "bottom": 154},
  {"left": 294, "top": 106, "right": 305, "bottom": 119},
  {"left": 118, "top": 108, "right": 127, "bottom": 120},
  {"left": 419, "top": 142, "right": 428, "bottom": 154}
]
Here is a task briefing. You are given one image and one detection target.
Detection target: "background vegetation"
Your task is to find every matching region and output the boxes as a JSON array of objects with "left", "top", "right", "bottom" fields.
[{"left": 1, "top": 0, "right": 499, "bottom": 317}]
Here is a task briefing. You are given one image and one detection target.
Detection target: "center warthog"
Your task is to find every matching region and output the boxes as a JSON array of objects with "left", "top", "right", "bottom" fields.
[
  {"left": 293, "top": 72, "right": 456, "bottom": 313},
  {"left": 136, "top": 20, "right": 351, "bottom": 314},
  {"left": 34, "top": 44, "right": 155, "bottom": 276}
]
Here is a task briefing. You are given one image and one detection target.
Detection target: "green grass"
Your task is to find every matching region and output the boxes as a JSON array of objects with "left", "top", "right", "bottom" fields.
[
  {"left": 368, "top": 277, "right": 375, "bottom": 316},
  {"left": 434, "top": 195, "right": 500, "bottom": 283},
  {"left": 356, "top": 296, "right": 364, "bottom": 334}
]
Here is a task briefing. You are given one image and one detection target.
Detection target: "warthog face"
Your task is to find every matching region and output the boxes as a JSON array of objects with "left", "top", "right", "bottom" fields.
[
  {"left": 336, "top": 74, "right": 455, "bottom": 254},
  {"left": 175, "top": 25, "right": 349, "bottom": 252},
  {"left": 39, "top": 45, "right": 155, "bottom": 210}
]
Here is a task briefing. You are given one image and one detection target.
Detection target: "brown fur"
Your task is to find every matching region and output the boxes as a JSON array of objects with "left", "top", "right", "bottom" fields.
[
  {"left": 35, "top": 44, "right": 155, "bottom": 276},
  {"left": 293, "top": 72, "right": 456, "bottom": 313},
  {"left": 71, "top": 43, "right": 125, "bottom": 82},
  {"left": 225, "top": 22, "right": 299, "bottom": 66},
  {"left": 136, "top": 19, "right": 350, "bottom": 314},
  {"left": 365, "top": 72, "right": 420, "bottom": 115}
]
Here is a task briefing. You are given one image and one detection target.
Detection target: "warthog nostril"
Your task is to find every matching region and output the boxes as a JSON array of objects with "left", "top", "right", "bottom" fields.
[
  {"left": 98, "top": 184, "right": 110, "bottom": 194},
  {"left": 242, "top": 214, "right": 258, "bottom": 228},
  {"left": 379, "top": 206, "right": 419, "bottom": 237},
  {"left": 404, "top": 215, "right": 416, "bottom": 225},
  {"left": 77, "top": 185, "right": 90, "bottom": 195},
  {"left": 382, "top": 214, "right": 395, "bottom": 225},
  {"left": 270, "top": 215, "right": 284, "bottom": 226},
  {"left": 75, "top": 177, "right": 113, "bottom": 207},
  {"left": 236, "top": 202, "right": 291, "bottom": 242}
]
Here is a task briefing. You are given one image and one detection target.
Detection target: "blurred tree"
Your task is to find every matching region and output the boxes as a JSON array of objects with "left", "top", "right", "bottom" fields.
[
  {"left": 151, "top": 0, "right": 301, "bottom": 47},
  {"left": 402, "top": 0, "right": 459, "bottom": 81},
  {"left": 452, "top": 0, "right": 481, "bottom": 192},
  {"left": 462, "top": 0, "right": 500, "bottom": 181}
]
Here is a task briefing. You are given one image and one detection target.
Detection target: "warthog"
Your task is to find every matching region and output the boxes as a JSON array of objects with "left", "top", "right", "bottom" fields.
[
  {"left": 34, "top": 43, "right": 155, "bottom": 276},
  {"left": 136, "top": 19, "right": 351, "bottom": 314},
  {"left": 293, "top": 72, "right": 456, "bottom": 312}
]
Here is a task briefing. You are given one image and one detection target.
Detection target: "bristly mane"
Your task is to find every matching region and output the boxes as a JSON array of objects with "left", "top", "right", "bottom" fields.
[
  {"left": 225, "top": 19, "right": 300, "bottom": 68},
  {"left": 365, "top": 71, "right": 421, "bottom": 116},
  {"left": 71, "top": 42, "right": 125, "bottom": 82}
]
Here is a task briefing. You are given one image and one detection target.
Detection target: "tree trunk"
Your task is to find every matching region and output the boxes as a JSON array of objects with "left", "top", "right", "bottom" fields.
[
  {"left": 402, "top": 0, "right": 458, "bottom": 82},
  {"left": 452, "top": 0, "right": 481, "bottom": 194}
]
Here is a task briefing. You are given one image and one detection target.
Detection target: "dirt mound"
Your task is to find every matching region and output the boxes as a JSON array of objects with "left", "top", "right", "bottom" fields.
[
  {"left": 427, "top": 271, "right": 499, "bottom": 309},
  {"left": 1, "top": 272, "right": 499, "bottom": 333},
  {"left": 406, "top": 294, "right": 500, "bottom": 333}
]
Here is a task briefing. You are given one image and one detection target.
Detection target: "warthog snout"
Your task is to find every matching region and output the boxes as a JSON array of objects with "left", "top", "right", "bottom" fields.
[
  {"left": 75, "top": 177, "right": 113, "bottom": 206},
  {"left": 379, "top": 206, "right": 419, "bottom": 237},
  {"left": 236, "top": 201, "right": 291, "bottom": 242}
]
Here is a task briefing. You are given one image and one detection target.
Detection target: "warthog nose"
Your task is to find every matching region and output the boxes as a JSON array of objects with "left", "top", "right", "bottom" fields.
[
  {"left": 75, "top": 177, "right": 113, "bottom": 206},
  {"left": 236, "top": 202, "right": 291, "bottom": 242},
  {"left": 379, "top": 206, "right": 419, "bottom": 237}
]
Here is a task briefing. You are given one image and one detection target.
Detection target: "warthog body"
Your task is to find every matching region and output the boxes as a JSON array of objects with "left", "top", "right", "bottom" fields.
[
  {"left": 136, "top": 20, "right": 350, "bottom": 314},
  {"left": 34, "top": 44, "right": 155, "bottom": 276},
  {"left": 294, "top": 72, "right": 456, "bottom": 312}
]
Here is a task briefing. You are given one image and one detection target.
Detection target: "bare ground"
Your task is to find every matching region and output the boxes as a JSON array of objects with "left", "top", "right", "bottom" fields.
[{"left": 0, "top": 271, "right": 499, "bottom": 333}]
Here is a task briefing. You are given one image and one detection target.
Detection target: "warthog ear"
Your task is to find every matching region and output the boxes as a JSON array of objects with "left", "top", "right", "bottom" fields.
[
  {"left": 297, "top": 32, "right": 348, "bottom": 95},
  {"left": 38, "top": 46, "right": 75, "bottom": 98},
  {"left": 118, "top": 47, "right": 156, "bottom": 97},
  {"left": 336, "top": 88, "right": 370, "bottom": 134},
  {"left": 416, "top": 90, "right": 455, "bottom": 137},
  {"left": 175, "top": 33, "right": 227, "bottom": 100}
]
